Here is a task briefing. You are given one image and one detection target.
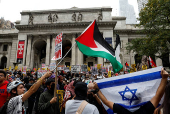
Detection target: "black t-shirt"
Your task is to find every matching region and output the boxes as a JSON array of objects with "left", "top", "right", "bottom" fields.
[{"left": 113, "top": 101, "right": 155, "bottom": 114}]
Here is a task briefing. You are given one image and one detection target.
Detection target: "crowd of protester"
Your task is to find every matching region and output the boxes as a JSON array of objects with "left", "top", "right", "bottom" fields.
[{"left": 0, "top": 68, "right": 169, "bottom": 114}]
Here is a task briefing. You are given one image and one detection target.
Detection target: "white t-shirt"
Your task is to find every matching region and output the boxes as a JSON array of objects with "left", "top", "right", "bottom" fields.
[
  {"left": 65, "top": 100, "right": 99, "bottom": 114},
  {"left": 7, "top": 94, "right": 25, "bottom": 114}
]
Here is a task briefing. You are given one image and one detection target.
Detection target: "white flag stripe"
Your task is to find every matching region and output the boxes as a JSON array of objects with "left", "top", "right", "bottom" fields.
[
  {"left": 91, "top": 41, "right": 115, "bottom": 57},
  {"left": 115, "top": 44, "right": 121, "bottom": 63}
]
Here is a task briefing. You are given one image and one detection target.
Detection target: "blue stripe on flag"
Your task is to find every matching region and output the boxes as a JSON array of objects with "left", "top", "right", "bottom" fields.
[
  {"left": 106, "top": 101, "right": 149, "bottom": 114},
  {"left": 118, "top": 101, "right": 148, "bottom": 108},
  {"left": 106, "top": 102, "right": 161, "bottom": 114},
  {"left": 98, "top": 71, "right": 161, "bottom": 89}
]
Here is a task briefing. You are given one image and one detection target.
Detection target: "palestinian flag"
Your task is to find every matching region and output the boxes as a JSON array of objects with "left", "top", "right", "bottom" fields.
[
  {"left": 115, "top": 34, "right": 121, "bottom": 63},
  {"left": 75, "top": 20, "right": 123, "bottom": 73}
]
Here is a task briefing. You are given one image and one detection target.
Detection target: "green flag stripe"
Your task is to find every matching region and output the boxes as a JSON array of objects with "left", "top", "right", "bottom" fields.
[{"left": 76, "top": 41, "right": 123, "bottom": 73}]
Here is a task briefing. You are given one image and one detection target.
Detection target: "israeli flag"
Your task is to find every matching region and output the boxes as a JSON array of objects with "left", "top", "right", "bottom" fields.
[{"left": 95, "top": 66, "right": 163, "bottom": 114}]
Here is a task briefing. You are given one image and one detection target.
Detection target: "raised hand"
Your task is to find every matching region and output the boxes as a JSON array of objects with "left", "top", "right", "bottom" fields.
[{"left": 161, "top": 68, "right": 169, "bottom": 79}]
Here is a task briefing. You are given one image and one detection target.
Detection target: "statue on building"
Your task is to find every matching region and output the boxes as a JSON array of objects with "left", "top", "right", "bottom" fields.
[
  {"left": 137, "top": 55, "right": 149, "bottom": 71},
  {"left": 28, "top": 14, "right": 34, "bottom": 25},
  {"left": 77, "top": 12, "right": 82, "bottom": 21},
  {"left": 72, "top": 12, "right": 76, "bottom": 21},
  {"left": 48, "top": 13, "right": 52, "bottom": 22},
  {"left": 53, "top": 13, "right": 58, "bottom": 22},
  {"left": 98, "top": 12, "right": 103, "bottom": 21}
]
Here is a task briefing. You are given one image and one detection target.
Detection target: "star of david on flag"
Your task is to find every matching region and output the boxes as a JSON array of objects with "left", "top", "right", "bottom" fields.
[
  {"left": 119, "top": 86, "right": 138, "bottom": 105},
  {"left": 95, "top": 66, "right": 163, "bottom": 114}
]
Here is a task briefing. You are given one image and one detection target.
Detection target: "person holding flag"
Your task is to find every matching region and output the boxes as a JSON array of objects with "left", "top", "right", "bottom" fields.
[{"left": 93, "top": 68, "right": 169, "bottom": 114}]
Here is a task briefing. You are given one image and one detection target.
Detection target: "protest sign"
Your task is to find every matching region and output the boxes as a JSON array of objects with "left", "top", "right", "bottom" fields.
[
  {"left": 22, "top": 66, "right": 27, "bottom": 74},
  {"left": 50, "top": 63, "right": 56, "bottom": 71},
  {"left": 91, "top": 66, "right": 98, "bottom": 75},
  {"left": 52, "top": 33, "right": 62, "bottom": 60},
  {"left": 14, "top": 66, "right": 18, "bottom": 70},
  {"left": 9, "top": 66, "right": 11, "bottom": 70},
  {"left": 81, "top": 65, "right": 87, "bottom": 73},
  {"left": 42, "top": 63, "right": 45, "bottom": 68},
  {"left": 97, "top": 64, "right": 102, "bottom": 69},
  {"left": 101, "top": 67, "right": 106, "bottom": 73},
  {"left": 38, "top": 70, "right": 47, "bottom": 78},
  {"left": 57, "top": 90, "right": 64, "bottom": 113},
  {"left": 57, "top": 65, "right": 65, "bottom": 70},
  {"left": 71, "top": 65, "right": 81, "bottom": 73},
  {"left": 64, "top": 67, "right": 70, "bottom": 72},
  {"left": 108, "top": 65, "right": 113, "bottom": 71},
  {"left": 87, "top": 67, "right": 90, "bottom": 71},
  {"left": 108, "top": 71, "right": 111, "bottom": 77}
]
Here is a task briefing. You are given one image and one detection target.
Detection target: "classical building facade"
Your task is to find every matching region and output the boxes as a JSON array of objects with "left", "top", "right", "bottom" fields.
[{"left": 0, "top": 7, "right": 167, "bottom": 70}]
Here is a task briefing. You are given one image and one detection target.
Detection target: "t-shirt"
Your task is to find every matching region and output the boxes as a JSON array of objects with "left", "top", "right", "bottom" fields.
[
  {"left": 7, "top": 94, "right": 25, "bottom": 114},
  {"left": 0, "top": 80, "right": 9, "bottom": 108},
  {"left": 65, "top": 100, "right": 99, "bottom": 114}
]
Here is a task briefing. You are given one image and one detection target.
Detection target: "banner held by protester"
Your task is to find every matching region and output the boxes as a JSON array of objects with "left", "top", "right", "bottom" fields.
[{"left": 51, "top": 32, "right": 63, "bottom": 61}]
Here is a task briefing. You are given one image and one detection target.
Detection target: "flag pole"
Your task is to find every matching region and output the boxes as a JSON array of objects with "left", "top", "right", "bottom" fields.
[
  {"left": 54, "top": 60, "right": 58, "bottom": 97},
  {"left": 54, "top": 60, "right": 58, "bottom": 114},
  {"left": 52, "top": 42, "right": 76, "bottom": 71}
]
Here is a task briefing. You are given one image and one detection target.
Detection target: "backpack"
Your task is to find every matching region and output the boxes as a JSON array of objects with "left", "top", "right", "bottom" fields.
[{"left": 0, "top": 101, "right": 9, "bottom": 114}]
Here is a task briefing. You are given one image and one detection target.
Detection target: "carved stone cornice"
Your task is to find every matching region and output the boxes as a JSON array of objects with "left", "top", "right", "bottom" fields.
[
  {"left": 0, "top": 38, "right": 13, "bottom": 43},
  {"left": 20, "top": 7, "right": 112, "bottom": 15},
  {"left": 112, "top": 16, "right": 126, "bottom": 20},
  {"left": 0, "top": 33, "right": 18, "bottom": 38},
  {"left": 0, "top": 51, "right": 8, "bottom": 55},
  {"left": 114, "top": 29, "right": 145, "bottom": 34},
  {"left": 15, "top": 21, "right": 117, "bottom": 31}
]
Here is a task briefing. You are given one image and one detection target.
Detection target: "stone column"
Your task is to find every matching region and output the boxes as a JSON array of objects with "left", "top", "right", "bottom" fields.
[
  {"left": 0, "top": 44, "right": 3, "bottom": 51},
  {"left": 155, "top": 53, "right": 163, "bottom": 66},
  {"left": 97, "top": 57, "right": 103, "bottom": 65},
  {"left": 45, "top": 35, "right": 51, "bottom": 66},
  {"left": 30, "top": 47, "right": 34, "bottom": 69},
  {"left": 77, "top": 46, "right": 83, "bottom": 65},
  {"left": 71, "top": 34, "right": 76, "bottom": 65},
  {"left": 76, "top": 33, "right": 83, "bottom": 65},
  {"left": 9, "top": 38, "right": 18, "bottom": 68},
  {"left": 7, "top": 44, "right": 12, "bottom": 68},
  {"left": 50, "top": 36, "right": 55, "bottom": 63},
  {"left": 26, "top": 36, "right": 32, "bottom": 67}
]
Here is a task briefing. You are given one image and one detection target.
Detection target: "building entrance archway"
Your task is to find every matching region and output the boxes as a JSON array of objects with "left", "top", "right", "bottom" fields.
[
  {"left": 33, "top": 40, "right": 46, "bottom": 68},
  {"left": 0, "top": 56, "right": 7, "bottom": 69},
  {"left": 62, "top": 39, "right": 71, "bottom": 66}
]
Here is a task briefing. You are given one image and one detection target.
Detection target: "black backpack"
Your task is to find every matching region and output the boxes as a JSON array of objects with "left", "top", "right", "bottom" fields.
[{"left": 0, "top": 101, "right": 9, "bottom": 114}]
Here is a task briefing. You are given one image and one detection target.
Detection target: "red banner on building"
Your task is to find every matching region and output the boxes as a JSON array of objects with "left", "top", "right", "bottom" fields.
[{"left": 17, "top": 40, "right": 25, "bottom": 64}]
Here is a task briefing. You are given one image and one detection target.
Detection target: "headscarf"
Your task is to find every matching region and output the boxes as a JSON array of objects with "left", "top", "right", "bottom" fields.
[
  {"left": 74, "top": 82, "right": 87, "bottom": 100},
  {"left": 66, "top": 81, "right": 75, "bottom": 96}
]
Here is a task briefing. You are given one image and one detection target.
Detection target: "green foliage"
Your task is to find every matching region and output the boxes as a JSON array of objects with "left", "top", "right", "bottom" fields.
[{"left": 126, "top": 0, "right": 170, "bottom": 59}]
